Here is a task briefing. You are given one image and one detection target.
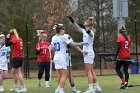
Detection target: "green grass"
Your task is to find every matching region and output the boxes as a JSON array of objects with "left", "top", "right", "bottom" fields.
[{"left": 2, "top": 74, "right": 140, "bottom": 93}]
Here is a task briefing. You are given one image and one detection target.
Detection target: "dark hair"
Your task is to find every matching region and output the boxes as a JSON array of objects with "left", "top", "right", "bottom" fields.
[
  {"left": 55, "top": 24, "right": 64, "bottom": 33},
  {"left": 119, "top": 26, "right": 128, "bottom": 41}
]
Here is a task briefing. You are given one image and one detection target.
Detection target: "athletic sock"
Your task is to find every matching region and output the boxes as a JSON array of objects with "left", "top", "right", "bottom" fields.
[
  {"left": 45, "top": 81, "right": 49, "bottom": 85},
  {"left": 93, "top": 82, "right": 98, "bottom": 88},
  {"left": 21, "top": 84, "right": 26, "bottom": 88},
  {"left": 88, "top": 84, "right": 93, "bottom": 90},
  {"left": 59, "top": 88, "right": 64, "bottom": 92},
  {"left": 71, "top": 84, "right": 76, "bottom": 91},
  {"left": 120, "top": 77, "right": 126, "bottom": 83},
  {"left": 14, "top": 83, "right": 18, "bottom": 88},
  {"left": 56, "top": 86, "right": 60, "bottom": 90}
]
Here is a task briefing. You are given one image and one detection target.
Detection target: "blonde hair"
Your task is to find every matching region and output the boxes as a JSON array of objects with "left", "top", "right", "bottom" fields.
[
  {"left": 85, "top": 17, "right": 96, "bottom": 32},
  {"left": 10, "top": 29, "right": 19, "bottom": 39}
]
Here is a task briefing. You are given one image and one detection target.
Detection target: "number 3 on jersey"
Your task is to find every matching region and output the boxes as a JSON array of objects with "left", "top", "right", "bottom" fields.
[
  {"left": 125, "top": 41, "right": 128, "bottom": 48},
  {"left": 54, "top": 42, "right": 60, "bottom": 51}
]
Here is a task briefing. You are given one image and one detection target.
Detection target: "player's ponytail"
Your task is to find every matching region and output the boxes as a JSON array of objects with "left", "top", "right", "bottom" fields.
[{"left": 9, "top": 29, "right": 19, "bottom": 39}]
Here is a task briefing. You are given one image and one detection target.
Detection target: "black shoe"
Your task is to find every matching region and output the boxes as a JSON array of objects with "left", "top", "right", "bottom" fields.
[{"left": 120, "top": 82, "right": 128, "bottom": 89}]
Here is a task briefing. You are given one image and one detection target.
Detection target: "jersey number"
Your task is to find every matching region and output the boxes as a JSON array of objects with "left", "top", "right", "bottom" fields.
[
  {"left": 125, "top": 41, "right": 128, "bottom": 48},
  {"left": 20, "top": 42, "right": 23, "bottom": 49},
  {"left": 54, "top": 42, "right": 60, "bottom": 51}
]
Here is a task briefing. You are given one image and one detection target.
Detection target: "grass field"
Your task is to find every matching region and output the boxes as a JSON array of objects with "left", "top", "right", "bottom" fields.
[{"left": 2, "top": 74, "right": 140, "bottom": 93}]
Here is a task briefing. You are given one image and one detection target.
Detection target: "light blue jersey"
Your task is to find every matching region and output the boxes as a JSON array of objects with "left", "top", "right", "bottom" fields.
[{"left": 0, "top": 45, "right": 10, "bottom": 70}]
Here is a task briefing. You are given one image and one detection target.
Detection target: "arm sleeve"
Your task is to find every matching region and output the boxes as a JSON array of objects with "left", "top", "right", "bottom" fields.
[
  {"left": 69, "top": 42, "right": 83, "bottom": 47},
  {"left": 5, "top": 38, "right": 13, "bottom": 46},
  {"left": 35, "top": 43, "right": 40, "bottom": 55},
  {"left": 72, "top": 22, "right": 84, "bottom": 34},
  {"left": 114, "top": 42, "right": 121, "bottom": 59}
]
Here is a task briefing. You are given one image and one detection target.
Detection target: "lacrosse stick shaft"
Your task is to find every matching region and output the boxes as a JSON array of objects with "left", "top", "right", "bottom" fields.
[
  {"left": 49, "top": 47, "right": 52, "bottom": 86},
  {"left": 68, "top": 48, "right": 72, "bottom": 84}
]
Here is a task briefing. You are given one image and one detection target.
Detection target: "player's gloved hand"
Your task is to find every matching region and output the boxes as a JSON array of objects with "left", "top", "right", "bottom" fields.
[
  {"left": 80, "top": 42, "right": 89, "bottom": 46},
  {"left": 67, "top": 16, "right": 74, "bottom": 23},
  {"left": 78, "top": 24, "right": 86, "bottom": 29}
]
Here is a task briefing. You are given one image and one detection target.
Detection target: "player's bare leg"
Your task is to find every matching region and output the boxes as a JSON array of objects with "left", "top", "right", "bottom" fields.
[
  {"left": 83, "top": 63, "right": 95, "bottom": 93},
  {"left": 16, "top": 68, "right": 27, "bottom": 92},
  {"left": 10, "top": 68, "right": 19, "bottom": 92},
  {"left": 67, "top": 66, "right": 81, "bottom": 93},
  {"left": 92, "top": 67, "right": 102, "bottom": 92},
  {"left": 55, "top": 69, "right": 68, "bottom": 93},
  {"left": 0, "top": 70, "right": 4, "bottom": 91}
]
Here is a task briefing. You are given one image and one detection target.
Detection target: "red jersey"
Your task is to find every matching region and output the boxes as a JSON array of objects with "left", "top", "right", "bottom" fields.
[
  {"left": 117, "top": 35, "right": 131, "bottom": 59},
  {"left": 10, "top": 37, "right": 23, "bottom": 58},
  {"left": 36, "top": 41, "right": 50, "bottom": 62}
]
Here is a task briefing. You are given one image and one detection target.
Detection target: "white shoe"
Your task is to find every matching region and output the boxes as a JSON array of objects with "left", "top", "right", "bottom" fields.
[
  {"left": 59, "top": 91, "right": 65, "bottom": 93},
  {"left": 10, "top": 86, "right": 18, "bottom": 92},
  {"left": 95, "top": 86, "right": 102, "bottom": 92},
  {"left": 73, "top": 90, "right": 81, "bottom": 93},
  {"left": 46, "top": 84, "right": 51, "bottom": 88},
  {"left": 0, "top": 87, "right": 4, "bottom": 92},
  {"left": 83, "top": 89, "right": 95, "bottom": 93},
  {"left": 55, "top": 88, "right": 59, "bottom": 93},
  {"left": 17, "top": 88, "right": 27, "bottom": 92}
]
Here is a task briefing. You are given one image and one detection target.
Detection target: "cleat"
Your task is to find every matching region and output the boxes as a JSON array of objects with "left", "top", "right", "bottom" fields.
[
  {"left": 55, "top": 88, "right": 59, "bottom": 93},
  {"left": 46, "top": 84, "right": 51, "bottom": 88},
  {"left": 95, "top": 86, "right": 102, "bottom": 92},
  {"left": 120, "top": 82, "right": 128, "bottom": 89},
  {"left": 10, "top": 86, "right": 18, "bottom": 92},
  {"left": 17, "top": 88, "right": 27, "bottom": 92},
  {"left": 83, "top": 89, "right": 95, "bottom": 93},
  {"left": 73, "top": 90, "right": 81, "bottom": 93},
  {"left": 0, "top": 87, "right": 4, "bottom": 92}
]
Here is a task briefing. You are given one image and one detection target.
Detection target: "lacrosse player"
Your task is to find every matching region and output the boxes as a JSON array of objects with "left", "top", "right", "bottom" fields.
[
  {"left": 6, "top": 29, "right": 27, "bottom": 92},
  {"left": 51, "top": 24, "right": 88, "bottom": 93},
  {"left": 36, "top": 31, "right": 51, "bottom": 88},
  {"left": 68, "top": 16, "right": 102, "bottom": 93},
  {"left": 114, "top": 27, "right": 131, "bottom": 89},
  {"left": 0, "top": 34, "right": 10, "bottom": 91}
]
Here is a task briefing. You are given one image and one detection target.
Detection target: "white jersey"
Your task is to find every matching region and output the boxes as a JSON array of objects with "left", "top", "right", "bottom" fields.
[
  {"left": 73, "top": 22, "right": 95, "bottom": 64},
  {"left": 51, "top": 34, "right": 73, "bottom": 68},
  {"left": 81, "top": 29, "right": 94, "bottom": 52},
  {"left": 0, "top": 45, "right": 10, "bottom": 70}
]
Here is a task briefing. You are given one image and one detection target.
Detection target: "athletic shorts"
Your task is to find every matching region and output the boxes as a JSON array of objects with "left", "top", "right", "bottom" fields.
[
  {"left": 84, "top": 52, "right": 95, "bottom": 64},
  {"left": 0, "top": 63, "right": 8, "bottom": 70},
  {"left": 54, "top": 60, "right": 67, "bottom": 69},
  {"left": 11, "top": 57, "right": 23, "bottom": 68}
]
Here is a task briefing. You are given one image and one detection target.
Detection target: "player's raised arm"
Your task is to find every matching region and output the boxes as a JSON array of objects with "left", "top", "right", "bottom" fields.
[{"left": 67, "top": 16, "right": 83, "bottom": 33}]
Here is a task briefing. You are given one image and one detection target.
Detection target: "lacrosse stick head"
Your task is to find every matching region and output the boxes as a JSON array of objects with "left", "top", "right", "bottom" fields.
[
  {"left": 37, "top": 30, "right": 45, "bottom": 36},
  {"left": 53, "top": 24, "right": 64, "bottom": 33},
  {"left": 37, "top": 30, "right": 47, "bottom": 41}
]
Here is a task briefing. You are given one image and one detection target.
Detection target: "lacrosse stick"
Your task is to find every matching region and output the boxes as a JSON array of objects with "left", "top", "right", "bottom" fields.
[
  {"left": 128, "top": 84, "right": 140, "bottom": 87},
  {"left": 67, "top": 45, "right": 72, "bottom": 84},
  {"left": 36, "top": 30, "right": 45, "bottom": 50},
  {"left": 49, "top": 45, "right": 53, "bottom": 86}
]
